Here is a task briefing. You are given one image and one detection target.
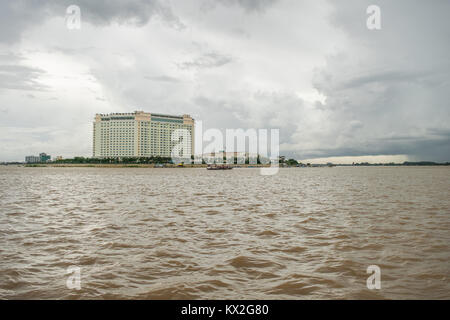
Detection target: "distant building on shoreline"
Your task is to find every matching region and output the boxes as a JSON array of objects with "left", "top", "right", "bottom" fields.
[
  {"left": 25, "top": 155, "right": 40, "bottom": 163},
  {"left": 25, "top": 152, "right": 51, "bottom": 163},
  {"left": 202, "top": 151, "right": 260, "bottom": 163},
  {"left": 93, "top": 111, "right": 194, "bottom": 158},
  {"left": 39, "top": 153, "right": 51, "bottom": 162}
]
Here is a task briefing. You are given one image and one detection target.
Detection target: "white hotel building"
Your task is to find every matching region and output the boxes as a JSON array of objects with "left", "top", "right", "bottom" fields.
[{"left": 93, "top": 111, "right": 194, "bottom": 158}]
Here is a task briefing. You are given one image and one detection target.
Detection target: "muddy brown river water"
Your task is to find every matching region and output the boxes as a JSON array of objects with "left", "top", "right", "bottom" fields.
[{"left": 0, "top": 166, "right": 449, "bottom": 299}]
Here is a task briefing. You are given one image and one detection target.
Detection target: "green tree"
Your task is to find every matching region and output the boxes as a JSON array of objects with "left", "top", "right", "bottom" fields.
[{"left": 286, "top": 159, "right": 298, "bottom": 166}]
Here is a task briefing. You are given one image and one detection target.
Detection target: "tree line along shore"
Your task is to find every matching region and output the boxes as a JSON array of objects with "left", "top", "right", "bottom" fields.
[{"left": 1, "top": 156, "right": 449, "bottom": 167}]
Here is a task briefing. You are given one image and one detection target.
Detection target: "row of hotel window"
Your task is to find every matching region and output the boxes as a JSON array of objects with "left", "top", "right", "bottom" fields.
[{"left": 99, "top": 123, "right": 190, "bottom": 127}]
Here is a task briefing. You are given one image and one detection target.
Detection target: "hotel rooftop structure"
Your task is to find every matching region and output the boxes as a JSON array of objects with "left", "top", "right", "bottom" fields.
[{"left": 93, "top": 111, "right": 194, "bottom": 158}]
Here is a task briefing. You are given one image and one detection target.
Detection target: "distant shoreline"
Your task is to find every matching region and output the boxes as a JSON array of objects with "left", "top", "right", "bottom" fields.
[
  {"left": 0, "top": 163, "right": 449, "bottom": 168},
  {"left": 11, "top": 163, "right": 272, "bottom": 168}
]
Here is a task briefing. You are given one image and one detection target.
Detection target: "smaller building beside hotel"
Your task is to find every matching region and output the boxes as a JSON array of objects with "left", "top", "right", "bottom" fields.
[
  {"left": 25, "top": 156, "right": 40, "bottom": 163},
  {"left": 25, "top": 152, "right": 51, "bottom": 163}
]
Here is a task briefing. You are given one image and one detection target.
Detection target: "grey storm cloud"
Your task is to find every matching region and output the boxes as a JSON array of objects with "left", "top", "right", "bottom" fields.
[
  {"left": 306, "top": 0, "right": 450, "bottom": 162},
  {"left": 178, "top": 52, "right": 233, "bottom": 70},
  {"left": 0, "top": 54, "right": 48, "bottom": 91},
  {"left": 0, "top": 0, "right": 183, "bottom": 43},
  {"left": 337, "top": 69, "right": 433, "bottom": 91},
  {"left": 0, "top": 65, "right": 48, "bottom": 91},
  {"left": 215, "top": 0, "right": 278, "bottom": 12},
  {"left": 0, "top": 0, "right": 449, "bottom": 162}
]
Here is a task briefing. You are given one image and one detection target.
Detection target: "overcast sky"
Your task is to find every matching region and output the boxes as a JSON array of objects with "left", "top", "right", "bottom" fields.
[{"left": 0, "top": 0, "right": 449, "bottom": 162}]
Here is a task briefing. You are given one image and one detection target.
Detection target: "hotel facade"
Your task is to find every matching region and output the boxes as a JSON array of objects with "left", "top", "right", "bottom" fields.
[{"left": 93, "top": 111, "right": 194, "bottom": 158}]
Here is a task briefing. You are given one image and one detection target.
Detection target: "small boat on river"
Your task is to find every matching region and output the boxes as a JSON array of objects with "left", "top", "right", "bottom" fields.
[{"left": 206, "top": 164, "right": 233, "bottom": 170}]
